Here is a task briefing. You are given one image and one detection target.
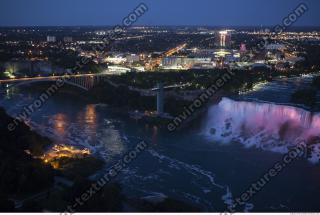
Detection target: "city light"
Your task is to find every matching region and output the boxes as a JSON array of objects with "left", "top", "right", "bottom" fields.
[{"left": 40, "top": 144, "right": 91, "bottom": 169}]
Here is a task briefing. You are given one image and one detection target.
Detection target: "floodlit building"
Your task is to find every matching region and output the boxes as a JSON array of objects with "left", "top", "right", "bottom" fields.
[
  {"left": 107, "top": 66, "right": 131, "bottom": 74},
  {"left": 213, "top": 49, "right": 240, "bottom": 62},
  {"left": 106, "top": 53, "right": 141, "bottom": 65},
  {"left": 125, "top": 54, "right": 140, "bottom": 63},
  {"left": 161, "top": 57, "right": 213, "bottom": 69},
  {"left": 215, "top": 30, "right": 232, "bottom": 48},
  {"left": 106, "top": 55, "right": 126, "bottom": 64}
]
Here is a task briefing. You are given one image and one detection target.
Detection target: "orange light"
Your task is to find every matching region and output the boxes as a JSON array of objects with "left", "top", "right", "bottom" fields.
[{"left": 40, "top": 144, "right": 91, "bottom": 169}]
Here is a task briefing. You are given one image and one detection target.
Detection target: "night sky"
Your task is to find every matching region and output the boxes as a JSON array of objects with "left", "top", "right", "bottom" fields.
[{"left": 0, "top": 0, "right": 319, "bottom": 27}]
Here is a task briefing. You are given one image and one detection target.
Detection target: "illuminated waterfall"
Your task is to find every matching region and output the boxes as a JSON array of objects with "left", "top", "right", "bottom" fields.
[{"left": 203, "top": 98, "right": 320, "bottom": 162}]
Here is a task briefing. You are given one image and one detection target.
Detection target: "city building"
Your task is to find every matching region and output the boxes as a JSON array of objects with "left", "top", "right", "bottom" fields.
[
  {"left": 63, "top": 36, "right": 73, "bottom": 43},
  {"left": 107, "top": 66, "right": 131, "bottom": 74},
  {"left": 4, "top": 60, "right": 65, "bottom": 77},
  {"left": 125, "top": 54, "right": 140, "bottom": 64},
  {"left": 47, "top": 36, "right": 56, "bottom": 43},
  {"left": 215, "top": 30, "right": 232, "bottom": 47},
  {"left": 105, "top": 55, "right": 126, "bottom": 64},
  {"left": 161, "top": 57, "right": 213, "bottom": 69},
  {"left": 213, "top": 50, "right": 240, "bottom": 62}
]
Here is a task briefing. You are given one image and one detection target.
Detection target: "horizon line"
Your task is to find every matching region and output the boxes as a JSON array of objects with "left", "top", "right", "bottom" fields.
[{"left": 1, "top": 24, "right": 320, "bottom": 28}]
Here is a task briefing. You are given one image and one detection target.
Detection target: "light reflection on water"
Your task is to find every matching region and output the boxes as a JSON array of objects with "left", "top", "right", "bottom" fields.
[
  {"left": 84, "top": 104, "right": 97, "bottom": 128},
  {"left": 0, "top": 93, "right": 127, "bottom": 163},
  {"left": 53, "top": 113, "right": 67, "bottom": 136}
]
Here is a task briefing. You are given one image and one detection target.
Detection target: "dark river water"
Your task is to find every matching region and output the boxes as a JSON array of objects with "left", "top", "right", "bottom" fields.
[{"left": 1, "top": 74, "right": 320, "bottom": 212}]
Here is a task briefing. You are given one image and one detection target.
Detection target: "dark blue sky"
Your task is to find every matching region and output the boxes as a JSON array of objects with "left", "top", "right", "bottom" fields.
[{"left": 0, "top": 0, "right": 319, "bottom": 26}]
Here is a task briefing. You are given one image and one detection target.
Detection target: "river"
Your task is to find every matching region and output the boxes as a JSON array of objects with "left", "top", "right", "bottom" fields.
[{"left": 1, "top": 74, "right": 320, "bottom": 212}]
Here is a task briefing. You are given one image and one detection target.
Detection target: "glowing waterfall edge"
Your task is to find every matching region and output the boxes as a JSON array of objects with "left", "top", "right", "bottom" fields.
[{"left": 203, "top": 97, "right": 320, "bottom": 163}]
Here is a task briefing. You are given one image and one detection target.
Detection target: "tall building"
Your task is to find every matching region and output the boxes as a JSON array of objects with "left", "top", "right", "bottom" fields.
[
  {"left": 47, "top": 36, "right": 56, "bottom": 43},
  {"left": 215, "top": 31, "right": 232, "bottom": 48}
]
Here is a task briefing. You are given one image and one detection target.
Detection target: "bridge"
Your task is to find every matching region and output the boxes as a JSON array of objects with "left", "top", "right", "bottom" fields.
[
  {"left": 0, "top": 74, "right": 190, "bottom": 115},
  {"left": 0, "top": 73, "right": 109, "bottom": 90},
  {"left": 0, "top": 72, "right": 191, "bottom": 93}
]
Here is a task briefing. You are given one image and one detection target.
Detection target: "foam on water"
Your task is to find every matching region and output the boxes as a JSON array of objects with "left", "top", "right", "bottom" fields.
[
  {"left": 149, "top": 149, "right": 224, "bottom": 189},
  {"left": 203, "top": 97, "right": 320, "bottom": 163},
  {"left": 148, "top": 149, "right": 230, "bottom": 210}
]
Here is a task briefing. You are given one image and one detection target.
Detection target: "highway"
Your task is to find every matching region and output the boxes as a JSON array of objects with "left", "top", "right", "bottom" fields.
[{"left": 147, "top": 43, "right": 187, "bottom": 70}]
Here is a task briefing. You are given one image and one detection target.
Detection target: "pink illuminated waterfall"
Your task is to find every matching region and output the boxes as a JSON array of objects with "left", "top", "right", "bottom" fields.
[{"left": 204, "top": 98, "right": 320, "bottom": 161}]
